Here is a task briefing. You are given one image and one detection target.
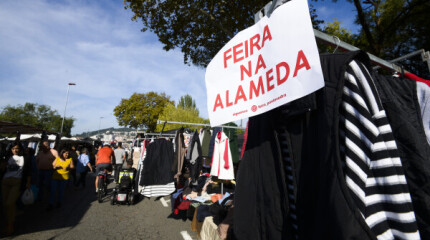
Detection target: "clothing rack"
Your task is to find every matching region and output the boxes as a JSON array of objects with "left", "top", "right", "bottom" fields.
[
  {"left": 157, "top": 120, "right": 238, "bottom": 195},
  {"left": 142, "top": 133, "right": 176, "bottom": 137},
  {"left": 254, "top": 0, "right": 430, "bottom": 74},
  {"left": 156, "top": 120, "right": 245, "bottom": 130},
  {"left": 374, "top": 49, "right": 430, "bottom": 72}
]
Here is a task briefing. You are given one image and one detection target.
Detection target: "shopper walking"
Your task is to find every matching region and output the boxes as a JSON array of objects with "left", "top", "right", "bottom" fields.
[
  {"left": 0, "top": 143, "right": 31, "bottom": 236},
  {"left": 47, "top": 149, "right": 74, "bottom": 210},
  {"left": 114, "top": 142, "right": 126, "bottom": 182},
  {"left": 68, "top": 145, "right": 79, "bottom": 185},
  {"left": 75, "top": 148, "right": 93, "bottom": 189},
  {"left": 36, "top": 140, "right": 58, "bottom": 201}
]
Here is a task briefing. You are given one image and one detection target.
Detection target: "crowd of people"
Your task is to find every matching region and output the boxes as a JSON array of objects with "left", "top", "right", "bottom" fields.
[{"left": 0, "top": 139, "right": 130, "bottom": 236}]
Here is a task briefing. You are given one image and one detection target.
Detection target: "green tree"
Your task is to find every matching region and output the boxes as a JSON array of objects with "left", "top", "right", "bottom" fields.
[
  {"left": 177, "top": 94, "right": 199, "bottom": 115},
  {"left": 0, "top": 103, "right": 74, "bottom": 136},
  {"left": 316, "top": 0, "right": 429, "bottom": 77},
  {"left": 155, "top": 102, "right": 208, "bottom": 132},
  {"left": 349, "top": 0, "right": 430, "bottom": 77},
  {"left": 123, "top": 0, "right": 323, "bottom": 67},
  {"left": 113, "top": 92, "right": 173, "bottom": 132}
]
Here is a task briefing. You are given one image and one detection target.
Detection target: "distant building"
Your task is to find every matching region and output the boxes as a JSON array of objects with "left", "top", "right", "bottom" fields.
[{"left": 85, "top": 128, "right": 139, "bottom": 143}]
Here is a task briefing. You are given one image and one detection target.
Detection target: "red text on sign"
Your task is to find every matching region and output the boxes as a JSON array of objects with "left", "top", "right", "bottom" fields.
[
  {"left": 223, "top": 25, "right": 273, "bottom": 68},
  {"left": 213, "top": 50, "right": 311, "bottom": 112}
]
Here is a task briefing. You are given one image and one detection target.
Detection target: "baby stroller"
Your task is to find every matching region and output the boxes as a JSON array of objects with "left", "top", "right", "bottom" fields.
[{"left": 111, "top": 167, "right": 136, "bottom": 205}]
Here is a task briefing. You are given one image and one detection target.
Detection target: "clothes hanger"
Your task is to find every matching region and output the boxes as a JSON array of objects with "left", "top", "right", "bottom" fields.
[{"left": 332, "top": 36, "right": 340, "bottom": 53}]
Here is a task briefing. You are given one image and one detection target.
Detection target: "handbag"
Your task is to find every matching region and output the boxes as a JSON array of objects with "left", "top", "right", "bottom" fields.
[{"left": 21, "top": 188, "right": 34, "bottom": 205}]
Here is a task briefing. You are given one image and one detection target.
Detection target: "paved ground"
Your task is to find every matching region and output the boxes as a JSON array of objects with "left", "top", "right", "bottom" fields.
[{"left": 1, "top": 173, "right": 198, "bottom": 240}]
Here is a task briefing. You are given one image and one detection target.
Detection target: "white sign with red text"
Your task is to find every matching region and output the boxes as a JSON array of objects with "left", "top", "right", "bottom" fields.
[{"left": 205, "top": 0, "right": 324, "bottom": 126}]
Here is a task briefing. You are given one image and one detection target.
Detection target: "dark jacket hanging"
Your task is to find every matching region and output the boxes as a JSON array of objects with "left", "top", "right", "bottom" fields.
[
  {"left": 172, "top": 128, "right": 186, "bottom": 181},
  {"left": 187, "top": 131, "right": 203, "bottom": 182},
  {"left": 373, "top": 74, "right": 430, "bottom": 239},
  {"left": 208, "top": 127, "right": 221, "bottom": 159},
  {"left": 140, "top": 139, "right": 174, "bottom": 186},
  {"left": 201, "top": 128, "right": 212, "bottom": 157},
  {"left": 234, "top": 51, "right": 393, "bottom": 240}
]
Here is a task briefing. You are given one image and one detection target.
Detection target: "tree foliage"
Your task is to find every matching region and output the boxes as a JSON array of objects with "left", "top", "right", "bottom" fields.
[
  {"left": 155, "top": 102, "right": 208, "bottom": 132},
  {"left": 0, "top": 103, "right": 74, "bottom": 136},
  {"left": 124, "top": 0, "right": 429, "bottom": 77},
  {"left": 113, "top": 92, "right": 173, "bottom": 132},
  {"left": 352, "top": 0, "right": 430, "bottom": 77},
  {"left": 123, "top": 0, "right": 323, "bottom": 67},
  {"left": 177, "top": 94, "right": 199, "bottom": 115},
  {"left": 320, "top": 0, "right": 430, "bottom": 77}
]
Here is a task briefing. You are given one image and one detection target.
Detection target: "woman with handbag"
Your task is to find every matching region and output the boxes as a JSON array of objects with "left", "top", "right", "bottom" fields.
[
  {"left": 1, "top": 143, "right": 31, "bottom": 236},
  {"left": 47, "top": 149, "right": 74, "bottom": 211}
]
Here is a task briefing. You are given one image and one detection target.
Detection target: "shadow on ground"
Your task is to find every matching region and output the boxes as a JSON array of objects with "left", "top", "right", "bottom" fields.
[{"left": 0, "top": 174, "right": 100, "bottom": 238}]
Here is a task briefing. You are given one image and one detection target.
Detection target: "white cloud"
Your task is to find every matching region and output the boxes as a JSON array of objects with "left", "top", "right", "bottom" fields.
[{"left": 0, "top": 0, "right": 208, "bottom": 134}]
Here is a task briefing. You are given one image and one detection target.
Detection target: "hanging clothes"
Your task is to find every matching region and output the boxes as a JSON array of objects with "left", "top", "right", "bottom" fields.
[
  {"left": 199, "top": 128, "right": 204, "bottom": 145},
  {"left": 140, "top": 182, "right": 175, "bottom": 198},
  {"left": 404, "top": 72, "right": 430, "bottom": 88},
  {"left": 339, "top": 61, "right": 419, "bottom": 239},
  {"left": 135, "top": 139, "right": 150, "bottom": 188},
  {"left": 208, "top": 127, "right": 221, "bottom": 159},
  {"left": 223, "top": 126, "right": 239, "bottom": 164},
  {"left": 240, "top": 121, "right": 249, "bottom": 159},
  {"left": 234, "top": 51, "right": 420, "bottom": 240},
  {"left": 139, "top": 139, "right": 174, "bottom": 186},
  {"left": 172, "top": 128, "right": 186, "bottom": 182},
  {"left": 132, "top": 146, "right": 140, "bottom": 169},
  {"left": 200, "top": 128, "right": 212, "bottom": 157},
  {"left": 186, "top": 131, "right": 203, "bottom": 183},
  {"left": 184, "top": 132, "right": 192, "bottom": 149},
  {"left": 416, "top": 81, "right": 430, "bottom": 145},
  {"left": 373, "top": 74, "right": 430, "bottom": 239},
  {"left": 210, "top": 131, "right": 234, "bottom": 180}
]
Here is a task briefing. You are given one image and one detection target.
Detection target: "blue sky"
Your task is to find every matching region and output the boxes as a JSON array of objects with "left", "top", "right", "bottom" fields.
[{"left": 0, "top": 0, "right": 358, "bottom": 135}]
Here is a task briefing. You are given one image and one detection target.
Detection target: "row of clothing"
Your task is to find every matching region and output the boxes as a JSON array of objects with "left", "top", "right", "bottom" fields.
[
  {"left": 235, "top": 51, "right": 430, "bottom": 240},
  {"left": 134, "top": 126, "right": 241, "bottom": 197},
  {"left": 173, "top": 127, "right": 236, "bottom": 184}
]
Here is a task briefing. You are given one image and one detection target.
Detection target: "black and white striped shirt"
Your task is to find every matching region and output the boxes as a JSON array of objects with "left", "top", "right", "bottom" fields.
[{"left": 340, "top": 60, "right": 420, "bottom": 239}]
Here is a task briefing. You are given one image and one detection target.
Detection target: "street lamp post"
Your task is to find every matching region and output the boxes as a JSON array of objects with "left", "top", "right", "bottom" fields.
[{"left": 60, "top": 82, "right": 76, "bottom": 135}]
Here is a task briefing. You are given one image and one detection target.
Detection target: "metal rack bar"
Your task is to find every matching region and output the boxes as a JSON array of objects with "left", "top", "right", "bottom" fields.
[
  {"left": 143, "top": 133, "right": 176, "bottom": 137},
  {"left": 313, "top": 29, "right": 404, "bottom": 72},
  {"left": 156, "top": 120, "right": 245, "bottom": 130},
  {"left": 391, "top": 49, "right": 426, "bottom": 64}
]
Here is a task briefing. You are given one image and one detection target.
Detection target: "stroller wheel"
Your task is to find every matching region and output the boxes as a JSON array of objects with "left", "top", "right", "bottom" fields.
[
  {"left": 128, "top": 192, "right": 134, "bottom": 205},
  {"left": 111, "top": 193, "right": 116, "bottom": 205}
]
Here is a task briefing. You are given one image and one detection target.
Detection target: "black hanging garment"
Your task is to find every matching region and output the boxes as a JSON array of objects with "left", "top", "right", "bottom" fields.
[
  {"left": 173, "top": 128, "right": 186, "bottom": 181},
  {"left": 187, "top": 130, "right": 203, "bottom": 183},
  {"left": 373, "top": 74, "right": 430, "bottom": 239},
  {"left": 140, "top": 139, "right": 174, "bottom": 186},
  {"left": 208, "top": 127, "right": 221, "bottom": 159},
  {"left": 234, "top": 51, "right": 420, "bottom": 240},
  {"left": 201, "top": 128, "right": 212, "bottom": 157}
]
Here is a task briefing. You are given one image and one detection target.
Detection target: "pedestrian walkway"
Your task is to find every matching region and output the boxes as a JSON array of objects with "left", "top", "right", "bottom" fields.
[{"left": 1, "top": 173, "right": 198, "bottom": 239}]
